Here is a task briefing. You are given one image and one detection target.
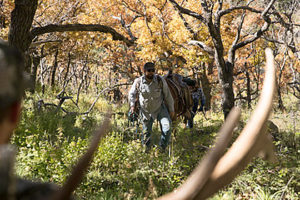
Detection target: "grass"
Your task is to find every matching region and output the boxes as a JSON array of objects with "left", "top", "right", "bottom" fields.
[{"left": 11, "top": 92, "right": 299, "bottom": 199}]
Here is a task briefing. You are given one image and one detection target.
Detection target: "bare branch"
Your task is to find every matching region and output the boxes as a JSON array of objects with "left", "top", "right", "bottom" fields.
[
  {"left": 159, "top": 10, "right": 188, "bottom": 49},
  {"left": 232, "top": 11, "right": 246, "bottom": 47},
  {"left": 261, "top": 0, "right": 275, "bottom": 18},
  {"left": 169, "top": 0, "right": 207, "bottom": 24},
  {"left": 226, "top": 0, "right": 275, "bottom": 52},
  {"left": 121, "top": 0, "right": 143, "bottom": 16},
  {"left": 30, "top": 24, "right": 134, "bottom": 46},
  {"left": 112, "top": 15, "right": 139, "bottom": 41},
  {"left": 270, "top": 10, "right": 296, "bottom": 29},
  {"left": 177, "top": 11, "right": 196, "bottom": 36},
  {"left": 188, "top": 40, "right": 214, "bottom": 55},
  {"left": 137, "top": 0, "right": 153, "bottom": 36},
  {"left": 227, "top": 10, "right": 246, "bottom": 62},
  {"left": 217, "top": 0, "right": 223, "bottom": 12},
  {"left": 263, "top": 36, "right": 299, "bottom": 60},
  {"left": 233, "top": 21, "right": 270, "bottom": 50},
  {"left": 218, "top": 5, "right": 261, "bottom": 17},
  {"left": 30, "top": 39, "right": 63, "bottom": 48}
]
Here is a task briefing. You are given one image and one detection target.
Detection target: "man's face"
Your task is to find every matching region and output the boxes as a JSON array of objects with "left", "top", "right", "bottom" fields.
[{"left": 144, "top": 68, "right": 155, "bottom": 80}]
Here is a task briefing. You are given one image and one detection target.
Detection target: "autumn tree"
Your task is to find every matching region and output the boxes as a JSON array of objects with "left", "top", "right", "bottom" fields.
[
  {"left": 1, "top": 0, "right": 299, "bottom": 114},
  {"left": 166, "top": 0, "right": 300, "bottom": 117},
  {"left": 7, "top": 0, "right": 134, "bottom": 73},
  {"left": 263, "top": 0, "right": 300, "bottom": 102}
]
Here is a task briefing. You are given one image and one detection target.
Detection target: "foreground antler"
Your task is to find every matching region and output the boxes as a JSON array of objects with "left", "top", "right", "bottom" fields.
[{"left": 158, "top": 48, "right": 276, "bottom": 200}]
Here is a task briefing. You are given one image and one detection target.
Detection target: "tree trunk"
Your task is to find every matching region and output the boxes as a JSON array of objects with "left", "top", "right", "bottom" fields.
[
  {"left": 207, "top": 60, "right": 214, "bottom": 75},
  {"left": 206, "top": 14, "right": 235, "bottom": 119},
  {"left": 245, "top": 70, "right": 252, "bottom": 109},
  {"left": 51, "top": 49, "right": 59, "bottom": 87},
  {"left": 62, "top": 52, "right": 72, "bottom": 89},
  {"left": 8, "top": 0, "right": 38, "bottom": 72},
  {"left": 31, "top": 56, "right": 40, "bottom": 92},
  {"left": 277, "top": 84, "right": 284, "bottom": 110},
  {"left": 277, "top": 54, "right": 286, "bottom": 110},
  {"left": 199, "top": 62, "right": 212, "bottom": 110},
  {"left": 215, "top": 52, "right": 234, "bottom": 119}
]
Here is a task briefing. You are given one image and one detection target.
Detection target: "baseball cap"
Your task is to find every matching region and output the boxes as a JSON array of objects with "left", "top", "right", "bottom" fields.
[
  {"left": 143, "top": 62, "right": 155, "bottom": 71},
  {"left": 0, "top": 41, "right": 26, "bottom": 110}
]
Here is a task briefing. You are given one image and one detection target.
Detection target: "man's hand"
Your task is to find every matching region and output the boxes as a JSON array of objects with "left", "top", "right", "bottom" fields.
[{"left": 170, "top": 111, "right": 175, "bottom": 120}]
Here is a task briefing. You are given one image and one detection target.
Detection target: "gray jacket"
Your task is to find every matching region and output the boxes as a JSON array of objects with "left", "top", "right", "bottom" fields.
[{"left": 128, "top": 75, "right": 174, "bottom": 120}]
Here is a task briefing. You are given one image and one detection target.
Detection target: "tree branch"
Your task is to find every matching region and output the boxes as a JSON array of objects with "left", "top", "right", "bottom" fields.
[
  {"left": 169, "top": 0, "right": 207, "bottom": 24},
  {"left": 158, "top": 9, "right": 188, "bottom": 49},
  {"left": 112, "top": 15, "right": 139, "bottom": 41},
  {"left": 218, "top": 5, "right": 261, "bottom": 17},
  {"left": 188, "top": 40, "right": 214, "bottom": 56},
  {"left": 30, "top": 39, "right": 63, "bottom": 47},
  {"left": 30, "top": 24, "right": 134, "bottom": 46},
  {"left": 263, "top": 36, "right": 299, "bottom": 59},
  {"left": 233, "top": 11, "right": 246, "bottom": 47},
  {"left": 261, "top": 0, "right": 275, "bottom": 18},
  {"left": 232, "top": 0, "right": 276, "bottom": 51},
  {"left": 178, "top": 10, "right": 196, "bottom": 36}
]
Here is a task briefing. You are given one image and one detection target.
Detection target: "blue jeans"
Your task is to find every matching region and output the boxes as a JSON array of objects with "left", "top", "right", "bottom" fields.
[{"left": 141, "top": 104, "right": 172, "bottom": 150}]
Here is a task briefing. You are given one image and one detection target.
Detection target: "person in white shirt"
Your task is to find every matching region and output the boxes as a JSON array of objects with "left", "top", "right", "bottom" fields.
[{"left": 128, "top": 62, "right": 175, "bottom": 151}]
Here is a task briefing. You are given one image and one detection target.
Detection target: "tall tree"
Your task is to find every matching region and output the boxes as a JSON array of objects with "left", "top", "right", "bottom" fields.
[
  {"left": 8, "top": 0, "right": 134, "bottom": 73},
  {"left": 3, "top": 0, "right": 298, "bottom": 112},
  {"left": 168, "top": 0, "right": 279, "bottom": 118}
]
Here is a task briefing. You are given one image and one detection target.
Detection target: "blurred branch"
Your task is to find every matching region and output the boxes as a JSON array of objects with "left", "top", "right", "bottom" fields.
[{"left": 30, "top": 24, "right": 134, "bottom": 46}]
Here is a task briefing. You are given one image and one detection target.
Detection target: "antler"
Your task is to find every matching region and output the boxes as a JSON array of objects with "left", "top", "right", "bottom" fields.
[
  {"left": 159, "top": 48, "right": 276, "bottom": 200},
  {"left": 50, "top": 113, "right": 112, "bottom": 200}
]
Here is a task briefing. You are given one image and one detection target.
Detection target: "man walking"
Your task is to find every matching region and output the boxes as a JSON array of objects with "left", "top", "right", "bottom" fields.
[
  {"left": 128, "top": 62, "right": 174, "bottom": 151},
  {"left": 184, "top": 79, "right": 206, "bottom": 128}
]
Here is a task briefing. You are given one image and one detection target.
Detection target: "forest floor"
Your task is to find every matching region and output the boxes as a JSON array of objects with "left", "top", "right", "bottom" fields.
[{"left": 12, "top": 91, "right": 299, "bottom": 200}]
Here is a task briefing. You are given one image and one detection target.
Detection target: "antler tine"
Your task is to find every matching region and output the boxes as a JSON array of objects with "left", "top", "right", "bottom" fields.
[
  {"left": 194, "top": 48, "right": 276, "bottom": 199},
  {"left": 158, "top": 108, "right": 241, "bottom": 200},
  {"left": 158, "top": 48, "right": 276, "bottom": 200},
  {"left": 50, "top": 113, "right": 112, "bottom": 200}
]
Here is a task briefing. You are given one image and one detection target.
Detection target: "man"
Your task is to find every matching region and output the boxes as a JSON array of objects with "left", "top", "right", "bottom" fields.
[
  {"left": 184, "top": 79, "right": 206, "bottom": 128},
  {"left": 0, "top": 42, "right": 61, "bottom": 200},
  {"left": 128, "top": 62, "right": 175, "bottom": 151}
]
